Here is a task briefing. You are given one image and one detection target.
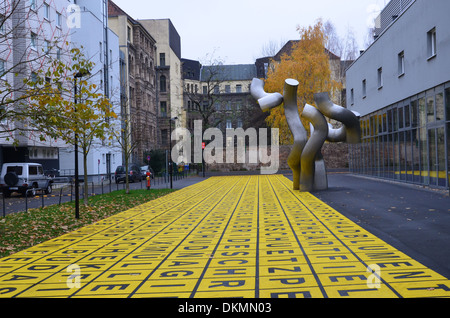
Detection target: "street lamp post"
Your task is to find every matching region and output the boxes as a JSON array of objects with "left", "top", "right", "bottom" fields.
[
  {"left": 74, "top": 70, "right": 90, "bottom": 219},
  {"left": 169, "top": 116, "right": 178, "bottom": 189}
]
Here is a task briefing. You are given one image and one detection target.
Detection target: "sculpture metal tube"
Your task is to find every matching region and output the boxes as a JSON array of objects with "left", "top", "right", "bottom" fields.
[
  {"left": 283, "top": 79, "right": 307, "bottom": 190},
  {"left": 300, "top": 104, "right": 328, "bottom": 192},
  {"left": 250, "top": 78, "right": 284, "bottom": 112},
  {"left": 327, "top": 123, "right": 346, "bottom": 142},
  {"left": 314, "top": 92, "right": 361, "bottom": 144}
]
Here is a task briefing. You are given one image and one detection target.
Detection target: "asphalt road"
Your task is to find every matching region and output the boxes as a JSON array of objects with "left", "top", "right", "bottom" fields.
[{"left": 310, "top": 173, "right": 450, "bottom": 280}]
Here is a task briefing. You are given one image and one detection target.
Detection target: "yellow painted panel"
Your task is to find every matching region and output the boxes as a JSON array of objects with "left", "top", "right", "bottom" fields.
[
  {"left": 259, "top": 287, "right": 325, "bottom": 298},
  {"left": 0, "top": 175, "right": 449, "bottom": 298},
  {"left": 324, "top": 284, "right": 399, "bottom": 298}
]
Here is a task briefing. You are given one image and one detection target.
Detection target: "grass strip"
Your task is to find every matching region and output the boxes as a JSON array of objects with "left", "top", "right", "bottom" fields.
[{"left": 0, "top": 188, "right": 176, "bottom": 259}]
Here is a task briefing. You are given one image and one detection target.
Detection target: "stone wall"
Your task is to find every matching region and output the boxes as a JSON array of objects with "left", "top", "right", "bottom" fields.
[{"left": 205, "top": 143, "right": 349, "bottom": 172}]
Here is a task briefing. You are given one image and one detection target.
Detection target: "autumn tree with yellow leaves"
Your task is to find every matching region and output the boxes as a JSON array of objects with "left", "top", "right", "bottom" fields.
[
  {"left": 264, "top": 20, "right": 342, "bottom": 144},
  {"left": 25, "top": 47, "right": 117, "bottom": 205}
]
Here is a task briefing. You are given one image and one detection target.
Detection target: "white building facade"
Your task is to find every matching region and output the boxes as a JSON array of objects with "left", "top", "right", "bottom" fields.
[
  {"left": 346, "top": 0, "right": 450, "bottom": 189},
  {"left": 58, "top": 0, "right": 122, "bottom": 178},
  {"left": 0, "top": 0, "right": 73, "bottom": 171}
]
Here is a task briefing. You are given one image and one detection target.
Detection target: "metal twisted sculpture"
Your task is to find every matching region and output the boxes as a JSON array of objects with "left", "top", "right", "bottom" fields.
[{"left": 251, "top": 78, "right": 361, "bottom": 192}]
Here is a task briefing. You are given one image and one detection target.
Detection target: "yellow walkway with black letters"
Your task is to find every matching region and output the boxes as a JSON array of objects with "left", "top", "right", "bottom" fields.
[{"left": 1, "top": 175, "right": 449, "bottom": 298}]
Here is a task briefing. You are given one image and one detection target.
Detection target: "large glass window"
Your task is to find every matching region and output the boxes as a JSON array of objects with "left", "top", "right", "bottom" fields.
[
  {"left": 436, "top": 127, "right": 446, "bottom": 187},
  {"left": 447, "top": 123, "right": 450, "bottom": 187},
  {"left": 382, "top": 112, "right": 387, "bottom": 132},
  {"left": 350, "top": 84, "right": 449, "bottom": 189},
  {"left": 399, "top": 132, "right": 406, "bottom": 180},
  {"left": 393, "top": 108, "right": 398, "bottom": 131},
  {"left": 412, "top": 129, "right": 421, "bottom": 183},
  {"left": 404, "top": 104, "right": 410, "bottom": 127},
  {"left": 446, "top": 88, "right": 450, "bottom": 121},
  {"left": 387, "top": 109, "right": 392, "bottom": 132},
  {"left": 427, "top": 95, "right": 435, "bottom": 122},
  {"left": 428, "top": 129, "right": 437, "bottom": 184},
  {"left": 411, "top": 100, "right": 418, "bottom": 127},
  {"left": 419, "top": 97, "right": 426, "bottom": 127},
  {"left": 393, "top": 133, "right": 399, "bottom": 179},
  {"left": 436, "top": 92, "right": 444, "bottom": 121},
  {"left": 419, "top": 128, "right": 429, "bottom": 184},
  {"left": 405, "top": 131, "right": 413, "bottom": 182}
]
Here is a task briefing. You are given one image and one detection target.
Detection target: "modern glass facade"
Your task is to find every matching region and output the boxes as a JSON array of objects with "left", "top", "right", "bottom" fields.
[{"left": 349, "top": 81, "right": 450, "bottom": 189}]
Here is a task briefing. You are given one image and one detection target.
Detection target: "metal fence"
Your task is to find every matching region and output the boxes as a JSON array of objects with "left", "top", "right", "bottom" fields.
[{"left": 1, "top": 170, "right": 198, "bottom": 217}]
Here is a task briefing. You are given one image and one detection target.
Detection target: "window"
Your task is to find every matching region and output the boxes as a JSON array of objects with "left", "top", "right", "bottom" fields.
[
  {"left": 30, "top": 0, "right": 36, "bottom": 11},
  {"left": 427, "top": 95, "right": 435, "bottom": 122},
  {"left": 362, "top": 79, "right": 367, "bottom": 98},
  {"left": 44, "top": 3, "right": 50, "bottom": 20},
  {"left": 350, "top": 88, "right": 354, "bottom": 106},
  {"left": 203, "top": 86, "right": 207, "bottom": 94},
  {"left": 7, "top": 166, "right": 23, "bottom": 175},
  {"left": 160, "top": 53, "right": 165, "bottom": 66},
  {"left": 236, "top": 85, "right": 242, "bottom": 93},
  {"left": 377, "top": 67, "right": 383, "bottom": 89},
  {"left": 427, "top": 28, "right": 437, "bottom": 59},
  {"left": 161, "top": 129, "right": 168, "bottom": 145},
  {"left": 57, "top": 12, "right": 62, "bottom": 27},
  {"left": 44, "top": 40, "right": 50, "bottom": 54},
  {"left": 404, "top": 104, "right": 410, "bottom": 127},
  {"left": 160, "top": 101, "right": 167, "bottom": 117},
  {"left": 398, "top": 51, "right": 405, "bottom": 76},
  {"left": 236, "top": 99, "right": 242, "bottom": 110},
  {"left": 127, "top": 26, "right": 131, "bottom": 43},
  {"left": 31, "top": 32, "right": 37, "bottom": 50},
  {"left": 31, "top": 72, "right": 38, "bottom": 84},
  {"left": 0, "top": 14, "right": 5, "bottom": 34},
  {"left": 225, "top": 85, "right": 231, "bottom": 93},
  {"left": 160, "top": 75, "right": 166, "bottom": 92},
  {"left": 29, "top": 166, "right": 38, "bottom": 175},
  {"left": 436, "top": 92, "right": 444, "bottom": 121},
  {"left": 446, "top": 88, "right": 450, "bottom": 121},
  {"left": 0, "top": 60, "right": 5, "bottom": 78},
  {"left": 226, "top": 119, "right": 232, "bottom": 129}
]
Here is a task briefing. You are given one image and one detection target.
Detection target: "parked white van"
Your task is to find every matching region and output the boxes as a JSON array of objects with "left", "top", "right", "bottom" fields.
[{"left": 0, "top": 163, "right": 53, "bottom": 197}]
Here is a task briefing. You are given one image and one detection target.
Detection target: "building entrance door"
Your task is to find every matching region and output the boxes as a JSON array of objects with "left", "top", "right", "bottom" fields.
[{"left": 427, "top": 126, "right": 447, "bottom": 187}]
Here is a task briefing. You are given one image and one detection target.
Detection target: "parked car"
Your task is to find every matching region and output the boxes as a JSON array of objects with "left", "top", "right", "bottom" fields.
[
  {"left": 0, "top": 163, "right": 53, "bottom": 197},
  {"left": 114, "top": 164, "right": 141, "bottom": 184},
  {"left": 140, "top": 166, "right": 154, "bottom": 180}
]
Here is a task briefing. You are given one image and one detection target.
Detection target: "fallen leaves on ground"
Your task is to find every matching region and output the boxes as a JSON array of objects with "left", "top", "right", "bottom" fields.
[{"left": 0, "top": 189, "right": 175, "bottom": 259}]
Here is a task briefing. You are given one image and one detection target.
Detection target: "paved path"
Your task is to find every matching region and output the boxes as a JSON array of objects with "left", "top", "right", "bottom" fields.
[
  {"left": 1, "top": 175, "right": 449, "bottom": 298},
  {"left": 313, "top": 173, "right": 450, "bottom": 280}
]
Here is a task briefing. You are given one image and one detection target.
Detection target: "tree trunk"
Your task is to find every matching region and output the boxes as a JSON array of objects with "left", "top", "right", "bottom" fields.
[
  {"left": 83, "top": 149, "right": 89, "bottom": 205},
  {"left": 125, "top": 153, "right": 130, "bottom": 194}
]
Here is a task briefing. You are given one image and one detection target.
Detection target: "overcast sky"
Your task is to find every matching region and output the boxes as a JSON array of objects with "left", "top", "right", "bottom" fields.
[{"left": 112, "top": 0, "right": 389, "bottom": 65}]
